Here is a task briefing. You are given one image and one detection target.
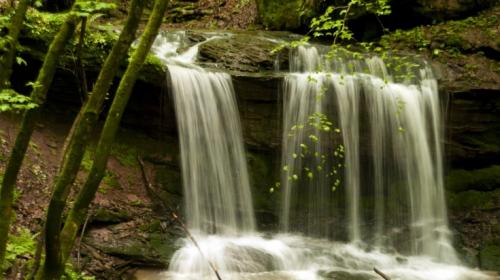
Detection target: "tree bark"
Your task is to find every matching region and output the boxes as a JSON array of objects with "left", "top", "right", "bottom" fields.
[
  {"left": 59, "top": 0, "right": 168, "bottom": 266},
  {"left": 76, "top": 17, "right": 88, "bottom": 102},
  {"left": 0, "top": 0, "right": 30, "bottom": 89},
  {"left": 38, "top": 1, "right": 146, "bottom": 279},
  {"left": 0, "top": 11, "right": 79, "bottom": 276}
]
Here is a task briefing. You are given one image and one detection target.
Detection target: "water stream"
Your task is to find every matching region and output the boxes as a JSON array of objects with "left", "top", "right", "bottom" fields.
[
  {"left": 281, "top": 46, "right": 457, "bottom": 263},
  {"left": 149, "top": 33, "right": 492, "bottom": 280}
]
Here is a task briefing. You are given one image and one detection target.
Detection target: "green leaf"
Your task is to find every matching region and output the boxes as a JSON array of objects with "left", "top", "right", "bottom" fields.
[
  {"left": 15, "top": 56, "right": 27, "bottom": 66},
  {"left": 0, "top": 89, "right": 38, "bottom": 112}
]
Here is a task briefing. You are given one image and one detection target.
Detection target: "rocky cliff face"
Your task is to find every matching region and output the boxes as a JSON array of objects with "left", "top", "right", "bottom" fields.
[{"left": 8, "top": 2, "right": 500, "bottom": 273}]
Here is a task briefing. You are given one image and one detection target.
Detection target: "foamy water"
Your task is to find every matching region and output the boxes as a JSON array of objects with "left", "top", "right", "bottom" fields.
[{"left": 153, "top": 234, "right": 492, "bottom": 280}]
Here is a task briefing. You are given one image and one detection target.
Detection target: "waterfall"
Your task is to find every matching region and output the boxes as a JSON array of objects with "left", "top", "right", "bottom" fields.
[
  {"left": 152, "top": 32, "right": 255, "bottom": 235},
  {"left": 281, "top": 45, "right": 458, "bottom": 263},
  {"left": 167, "top": 65, "right": 255, "bottom": 234},
  {"left": 149, "top": 33, "right": 490, "bottom": 280}
]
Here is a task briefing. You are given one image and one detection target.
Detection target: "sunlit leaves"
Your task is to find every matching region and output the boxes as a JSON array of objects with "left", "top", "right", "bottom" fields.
[
  {"left": 0, "top": 89, "right": 38, "bottom": 112},
  {"left": 72, "top": 1, "right": 117, "bottom": 18}
]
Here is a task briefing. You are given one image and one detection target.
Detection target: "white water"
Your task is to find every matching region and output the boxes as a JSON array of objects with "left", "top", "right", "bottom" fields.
[
  {"left": 281, "top": 45, "right": 458, "bottom": 263},
  {"left": 151, "top": 35, "right": 493, "bottom": 280},
  {"left": 153, "top": 32, "right": 255, "bottom": 235},
  {"left": 154, "top": 234, "right": 489, "bottom": 280}
]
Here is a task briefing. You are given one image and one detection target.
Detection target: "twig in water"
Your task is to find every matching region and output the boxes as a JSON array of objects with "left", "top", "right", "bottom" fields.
[
  {"left": 374, "top": 267, "right": 391, "bottom": 280},
  {"left": 137, "top": 156, "right": 222, "bottom": 280},
  {"left": 171, "top": 212, "right": 222, "bottom": 280}
]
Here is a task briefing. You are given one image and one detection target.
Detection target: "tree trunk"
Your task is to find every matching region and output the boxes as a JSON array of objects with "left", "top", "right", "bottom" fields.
[
  {"left": 0, "top": 12, "right": 79, "bottom": 276},
  {"left": 38, "top": 1, "right": 146, "bottom": 279},
  {"left": 0, "top": 0, "right": 30, "bottom": 88},
  {"left": 59, "top": 0, "right": 168, "bottom": 265}
]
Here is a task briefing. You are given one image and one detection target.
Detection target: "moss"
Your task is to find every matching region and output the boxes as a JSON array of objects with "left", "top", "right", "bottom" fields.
[
  {"left": 100, "top": 170, "right": 121, "bottom": 194},
  {"left": 91, "top": 207, "right": 130, "bottom": 224},
  {"left": 110, "top": 142, "right": 139, "bottom": 168},
  {"left": 137, "top": 53, "right": 166, "bottom": 85},
  {"left": 446, "top": 166, "right": 500, "bottom": 192},
  {"left": 81, "top": 149, "right": 94, "bottom": 172},
  {"left": 380, "top": 7, "right": 499, "bottom": 54},
  {"left": 479, "top": 239, "right": 500, "bottom": 271},
  {"left": 256, "top": 0, "right": 314, "bottom": 30},
  {"left": 18, "top": 8, "right": 168, "bottom": 86},
  {"left": 447, "top": 189, "right": 500, "bottom": 211},
  {"left": 147, "top": 232, "right": 177, "bottom": 264},
  {"left": 154, "top": 166, "right": 182, "bottom": 196}
]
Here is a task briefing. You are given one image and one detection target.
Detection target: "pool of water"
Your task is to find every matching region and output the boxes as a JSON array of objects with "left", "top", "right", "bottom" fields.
[{"left": 136, "top": 234, "right": 495, "bottom": 280}]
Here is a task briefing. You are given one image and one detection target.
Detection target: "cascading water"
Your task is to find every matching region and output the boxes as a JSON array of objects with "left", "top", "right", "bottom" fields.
[
  {"left": 149, "top": 33, "right": 492, "bottom": 280},
  {"left": 281, "top": 45, "right": 458, "bottom": 262},
  {"left": 152, "top": 32, "right": 255, "bottom": 235}
]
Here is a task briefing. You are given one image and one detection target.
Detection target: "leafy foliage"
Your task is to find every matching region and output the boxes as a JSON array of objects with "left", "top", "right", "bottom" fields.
[
  {"left": 3, "top": 227, "right": 36, "bottom": 271},
  {"left": 63, "top": 263, "right": 95, "bottom": 280},
  {"left": 0, "top": 89, "right": 38, "bottom": 112},
  {"left": 3, "top": 226, "right": 94, "bottom": 279},
  {"left": 272, "top": 111, "right": 344, "bottom": 193},
  {"left": 310, "top": 0, "right": 390, "bottom": 44},
  {"left": 72, "top": 1, "right": 117, "bottom": 18}
]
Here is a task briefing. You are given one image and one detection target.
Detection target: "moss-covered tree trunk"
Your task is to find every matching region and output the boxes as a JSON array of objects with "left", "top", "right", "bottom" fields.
[
  {"left": 0, "top": 0, "right": 30, "bottom": 88},
  {"left": 59, "top": 0, "right": 168, "bottom": 264},
  {"left": 38, "top": 1, "right": 146, "bottom": 279},
  {"left": 0, "top": 12, "right": 79, "bottom": 276}
]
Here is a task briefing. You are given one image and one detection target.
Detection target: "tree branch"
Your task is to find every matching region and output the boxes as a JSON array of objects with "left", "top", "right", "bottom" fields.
[
  {"left": 137, "top": 157, "right": 222, "bottom": 280},
  {"left": 374, "top": 267, "right": 391, "bottom": 280}
]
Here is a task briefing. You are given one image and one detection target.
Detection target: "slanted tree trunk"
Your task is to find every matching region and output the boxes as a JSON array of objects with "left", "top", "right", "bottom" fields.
[
  {"left": 0, "top": 11, "right": 80, "bottom": 276},
  {"left": 38, "top": 1, "right": 147, "bottom": 279},
  {"left": 59, "top": 0, "right": 168, "bottom": 266},
  {"left": 0, "top": 0, "right": 30, "bottom": 89}
]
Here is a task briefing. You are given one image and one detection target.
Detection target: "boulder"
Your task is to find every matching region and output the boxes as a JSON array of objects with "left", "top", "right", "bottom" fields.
[{"left": 198, "top": 32, "right": 290, "bottom": 74}]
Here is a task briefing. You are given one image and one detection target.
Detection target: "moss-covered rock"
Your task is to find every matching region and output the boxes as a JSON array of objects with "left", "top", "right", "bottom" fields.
[
  {"left": 479, "top": 239, "right": 500, "bottom": 271},
  {"left": 447, "top": 189, "right": 500, "bottom": 211},
  {"left": 413, "top": 0, "right": 497, "bottom": 21},
  {"left": 255, "top": 0, "right": 314, "bottom": 30},
  {"left": 446, "top": 166, "right": 500, "bottom": 192},
  {"left": 379, "top": 6, "right": 500, "bottom": 94},
  {"left": 16, "top": 8, "right": 167, "bottom": 86},
  {"left": 91, "top": 207, "right": 131, "bottom": 224},
  {"left": 84, "top": 220, "right": 180, "bottom": 268}
]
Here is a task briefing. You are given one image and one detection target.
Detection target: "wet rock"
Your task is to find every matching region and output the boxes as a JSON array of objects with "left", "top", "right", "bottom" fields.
[
  {"left": 198, "top": 33, "right": 290, "bottom": 74},
  {"left": 318, "top": 270, "right": 378, "bottom": 280},
  {"left": 445, "top": 90, "right": 500, "bottom": 168}
]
